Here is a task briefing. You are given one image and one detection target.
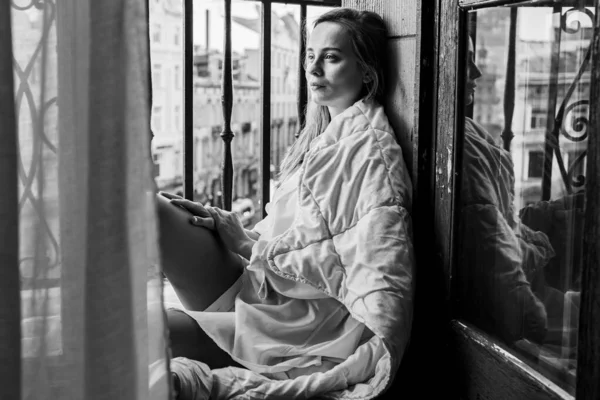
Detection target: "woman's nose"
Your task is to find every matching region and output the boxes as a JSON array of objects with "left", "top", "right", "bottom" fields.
[
  {"left": 469, "top": 62, "right": 482, "bottom": 80},
  {"left": 307, "top": 59, "right": 323, "bottom": 76}
]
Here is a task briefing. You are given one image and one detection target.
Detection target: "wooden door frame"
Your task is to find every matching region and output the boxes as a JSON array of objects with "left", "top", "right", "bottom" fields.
[{"left": 424, "top": 0, "right": 600, "bottom": 399}]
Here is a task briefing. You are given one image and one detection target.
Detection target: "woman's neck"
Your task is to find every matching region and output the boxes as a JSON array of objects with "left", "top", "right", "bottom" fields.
[
  {"left": 327, "top": 97, "right": 363, "bottom": 119},
  {"left": 327, "top": 106, "right": 344, "bottom": 119}
]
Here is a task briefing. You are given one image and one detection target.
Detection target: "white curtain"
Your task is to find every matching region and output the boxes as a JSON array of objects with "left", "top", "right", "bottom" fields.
[{"left": 1, "top": 1, "right": 171, "bottom": 399}]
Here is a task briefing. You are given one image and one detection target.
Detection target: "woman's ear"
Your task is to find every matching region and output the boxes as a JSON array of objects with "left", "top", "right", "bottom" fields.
[{"left": 363, "top": 72, "right": 373, "bottom": 83}]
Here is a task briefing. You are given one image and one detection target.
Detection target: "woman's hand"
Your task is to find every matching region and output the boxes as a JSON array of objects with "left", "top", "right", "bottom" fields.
[{"left": 160, "top": 192, "right": 256, "bottom": 259}]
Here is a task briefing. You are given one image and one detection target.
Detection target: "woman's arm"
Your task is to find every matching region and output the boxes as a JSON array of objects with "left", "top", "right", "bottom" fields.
[
  {"left": 245, "top": 228, "right": 260, "bottom": 241},
  {"left": 236, "top": 236, "right": 257, "bottom": 260},
  {"left": 169, "top": 196, "right": 259, "bottom": 260}
]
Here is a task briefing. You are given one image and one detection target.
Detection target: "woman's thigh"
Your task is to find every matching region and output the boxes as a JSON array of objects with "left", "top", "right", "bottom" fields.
[
  {"left": 167, "top": 309, "right": 243, "bottom": 369},
  {"left": 157, "top": 193, "right": 243, "bottom": 311}
]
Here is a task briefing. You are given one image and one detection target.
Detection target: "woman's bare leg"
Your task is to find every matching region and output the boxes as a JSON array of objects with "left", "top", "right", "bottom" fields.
[{"left": 156, "top": 193, "right": 243, "bottom": 311}]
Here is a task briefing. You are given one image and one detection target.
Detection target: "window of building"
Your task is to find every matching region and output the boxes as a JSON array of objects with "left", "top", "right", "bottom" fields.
[
  {"left": 152, "top": 106, "right": 162, "bottom": 131},
  {"left": 175, "top": 65, "right": 181, "bottom": 90},
  {"left": 194, "top": 53, "right": 210, "bottom": 77},
  {"left": 174, "top": 26, "right": 180, "bottom": 46},
  {"left": 152, "top": 23, "right": 161, "bottom": 43},
  {"left": 174, "top": 105, "right": 181, "bottom": 131},
  {"left": 152, "top": 63, "right": 162, "bottom": 88},
  {"left": 530, "top": 108, "right": 547, "bottom": 129},
  {"left": 527, "top": 150, "right": 544, "bottom": 178}
]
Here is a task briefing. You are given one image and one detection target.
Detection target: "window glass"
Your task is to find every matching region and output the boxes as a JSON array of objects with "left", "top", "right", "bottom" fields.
[{"left": 455, "top": 4, "right": 597, "bottom": 395}]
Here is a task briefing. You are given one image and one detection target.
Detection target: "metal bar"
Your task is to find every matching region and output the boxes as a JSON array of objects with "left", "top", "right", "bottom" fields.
[
  {"left": 501, "top": 8, "right": 517, "bottom": 151},
  {"left": 146, "top": 0, "right": 154, "bottom": 146},
  {"left": 297, "top": 4, "right": 307, "bottom": 138},
  {"left": 184, "top": 0, "right": 194, "bottom": 200},
  {"left": 261, "top": 2, "right": 272, "bottom": 218},
  {"left": 221, "top": 0, "right": 234, "bottom": 211},
  {"left": 542, "top": 7, "right": 563, "bottom": 201}
]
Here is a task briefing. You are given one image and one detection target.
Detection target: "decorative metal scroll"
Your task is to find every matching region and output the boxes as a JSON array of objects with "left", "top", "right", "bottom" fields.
[
  {"left": 542, "top": 6, "right": 594, "bottom": 200},
  {"left": 11, "top": 0, "right": 60, "bottom": 288}
]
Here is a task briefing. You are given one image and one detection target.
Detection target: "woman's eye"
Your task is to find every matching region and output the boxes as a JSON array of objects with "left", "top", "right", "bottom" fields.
[
  {"left": 325, "top": 54, "right": 337, "bottom": 60},
  {"left": 306, "top": 54, "right": 314, "bottom": 62}
]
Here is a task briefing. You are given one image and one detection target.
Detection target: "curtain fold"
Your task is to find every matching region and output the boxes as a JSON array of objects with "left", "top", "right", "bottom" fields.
[{"left": 3, "top": 1, "right": 170, "bottom": 398}]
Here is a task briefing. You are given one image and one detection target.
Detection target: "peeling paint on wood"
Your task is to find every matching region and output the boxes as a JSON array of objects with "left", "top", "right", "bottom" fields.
[{"left": 343, "top": 0, "right": 417, "bottom": 37}]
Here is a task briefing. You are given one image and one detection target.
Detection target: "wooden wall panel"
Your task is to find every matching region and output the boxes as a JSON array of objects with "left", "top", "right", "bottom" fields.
[
  {"left": 343, "top": 0, "right": 417, "bottom": 37},
  {"left": 434, "top": 0, "right": 460, "bottom": 292},
  {"left": 384, "top": 37, "right": 416, "bottom": 181},
  {"left": 343, "top": 0, "right": 418, "bottom": 181}
]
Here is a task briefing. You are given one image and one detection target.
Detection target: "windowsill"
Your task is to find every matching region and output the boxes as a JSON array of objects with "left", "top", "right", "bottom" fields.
[{"left": 513, "top": 339, "right": 576, "bottom": 396}]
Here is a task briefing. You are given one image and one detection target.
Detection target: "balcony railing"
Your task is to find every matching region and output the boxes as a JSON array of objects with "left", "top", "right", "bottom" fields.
[{"left": 182, "top": 0, "right": 341, "bottom": 216}]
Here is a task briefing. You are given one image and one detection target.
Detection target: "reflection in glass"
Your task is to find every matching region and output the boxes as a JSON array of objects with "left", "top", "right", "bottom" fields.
[{"left": 455, "top": 3, "right": 596, "bottom": 394}]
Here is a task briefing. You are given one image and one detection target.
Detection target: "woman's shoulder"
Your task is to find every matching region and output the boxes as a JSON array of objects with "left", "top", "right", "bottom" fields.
[
  {"left": 314, "top": 100, "right": 394, "bottom": 151},
  {"left": 355, "top": 99, "right": 394, "bottom": 134}
]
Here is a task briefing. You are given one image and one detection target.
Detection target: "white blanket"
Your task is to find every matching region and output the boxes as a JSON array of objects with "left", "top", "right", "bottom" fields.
[{"left": 173, "top": 99, "right": 415, "bottom": 400}]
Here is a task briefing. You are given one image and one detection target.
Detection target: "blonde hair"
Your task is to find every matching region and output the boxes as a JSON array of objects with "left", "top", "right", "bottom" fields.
[{"left": 278, "top": 8, "right": 388, "bottom": 183}]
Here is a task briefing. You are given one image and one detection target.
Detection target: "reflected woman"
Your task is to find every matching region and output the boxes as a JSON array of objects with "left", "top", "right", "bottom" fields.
[{"left": 456, "top": 37, "right": 555, "bottom": 344}]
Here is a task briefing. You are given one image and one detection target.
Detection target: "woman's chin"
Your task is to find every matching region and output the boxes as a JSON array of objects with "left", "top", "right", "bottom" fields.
[{"left": 311, "top": 96, "right": 329, "bottom": 106}]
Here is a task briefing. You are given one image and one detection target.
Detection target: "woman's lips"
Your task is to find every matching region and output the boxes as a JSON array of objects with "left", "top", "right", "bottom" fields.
[
  {"left": 466, "top": 83, "right": 477, "bottom": 92},
  {"left": 310, "top": 83, "right": 325, "bottom": 91}
]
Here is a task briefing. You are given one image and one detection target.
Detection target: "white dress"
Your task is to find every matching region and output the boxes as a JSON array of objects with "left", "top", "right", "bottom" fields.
[{"left": 186, "top": 169, "right": 369, "bottom": 379}]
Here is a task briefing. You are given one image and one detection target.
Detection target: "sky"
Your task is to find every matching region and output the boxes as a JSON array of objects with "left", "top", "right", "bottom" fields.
[
  {"left": 518, "top": 7, "right": 595, "bottom": 42},
  {"left": 193, "top": 0, "right": 335, "bottom": 53}
]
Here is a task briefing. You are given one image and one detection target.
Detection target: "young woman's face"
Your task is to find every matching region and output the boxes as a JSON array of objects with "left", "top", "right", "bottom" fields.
[
  {"left": 306, "top": 22, "right": 365, "bottom": 118},
  {"left": 465, "top": 38, "right": 483, "bottom": 106}
]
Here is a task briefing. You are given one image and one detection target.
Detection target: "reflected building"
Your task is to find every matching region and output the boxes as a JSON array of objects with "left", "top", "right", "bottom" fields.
[{"left": 474, "top": 10, "right": 591, "bottom": 212}]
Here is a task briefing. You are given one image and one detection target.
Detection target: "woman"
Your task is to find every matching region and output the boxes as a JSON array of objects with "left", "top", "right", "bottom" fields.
[
  {"left": 456, "top": 36, "right": 553, "bottom": 345},
  {"left": 159, "top": 8, "right": 415, "bottom": 400}
]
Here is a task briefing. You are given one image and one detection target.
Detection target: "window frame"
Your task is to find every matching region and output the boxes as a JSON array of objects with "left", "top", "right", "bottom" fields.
[{"left": 430, "top": 0, "right": 600, "bottom": 399}]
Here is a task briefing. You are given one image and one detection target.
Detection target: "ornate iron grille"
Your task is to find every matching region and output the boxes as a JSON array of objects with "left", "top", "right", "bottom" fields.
[{"left": 11, "top": 0, "right": 60, "bottom": 290}]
